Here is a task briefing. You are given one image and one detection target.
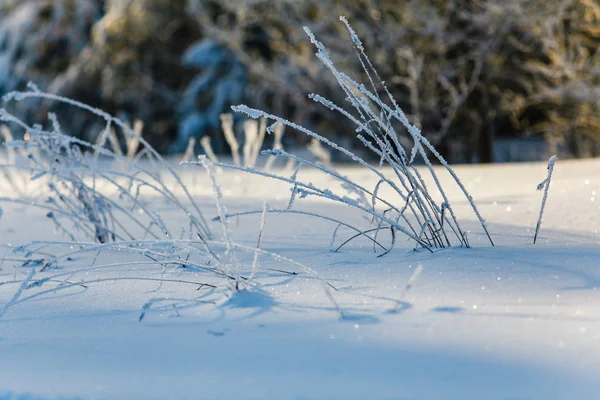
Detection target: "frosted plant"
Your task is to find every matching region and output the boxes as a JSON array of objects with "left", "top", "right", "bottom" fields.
[
  {"left": 0, "top": 89, "right": 333, "bottom": 317},
  {"left": 534, "top": 155, "right": 557, "bottom": 244},
  {"left": 193, "top": 17, "right": 493, "bottom": 254},
  {"left": 200, "top": 154, "right": 243, "bottom": 289},
  {"left": 0, "top": 85, "right": 212, "bottom": 243}
]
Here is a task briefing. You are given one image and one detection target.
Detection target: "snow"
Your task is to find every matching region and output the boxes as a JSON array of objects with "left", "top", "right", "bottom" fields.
[{"left": 1, "top": 157, "right": 600, "bottom": 399}]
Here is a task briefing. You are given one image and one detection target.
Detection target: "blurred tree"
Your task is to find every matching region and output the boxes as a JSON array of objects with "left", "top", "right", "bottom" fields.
[
  {"left": 47, "top": 0, "right": 202, "bottom": 151},
  {"left": 493, "top": 0, "right": 600, "bottom": 158},
  {"left": 0, "top": 0, "right": 597, "bottom": 161}
]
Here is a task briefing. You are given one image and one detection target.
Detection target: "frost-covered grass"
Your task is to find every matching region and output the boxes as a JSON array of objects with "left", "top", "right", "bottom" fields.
[
  {"left": 0, "top": 87, "right": 335, "bottom": 301},
  {"left": 0, "top": 17, "right": 497, "bottom": 300},
  {"left": 0, "top": 86, "right": 211, "bottom": 243},
  {"left": 215, "top": 17, "right": 493, "bottom": 256}
]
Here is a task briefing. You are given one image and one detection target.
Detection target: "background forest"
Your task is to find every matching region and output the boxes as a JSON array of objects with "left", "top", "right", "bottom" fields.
[{"left": 0, "top": 0, "right": 598, "bottom": 162}]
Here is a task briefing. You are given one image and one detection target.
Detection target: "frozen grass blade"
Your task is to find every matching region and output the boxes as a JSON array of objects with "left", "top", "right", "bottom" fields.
[
  {"left": 200, "top": 155, "right": 244, "bottom": 290},
  {"left": 221, "top": 113, "right": 240, "bottom": 166},
  {"left": 249, "top": 201, "right": 268, "bottom": 282},
  {"left": 534, "top": 155, "right": 557, "bottom": 244},
  {"left": 243, "top": 119, "right": 258, "bottom": 167}
]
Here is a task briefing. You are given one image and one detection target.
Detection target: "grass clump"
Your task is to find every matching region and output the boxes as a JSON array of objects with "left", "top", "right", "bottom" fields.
[
  {"left": 0, "top": 85, "right": 211, "bottom": 243},
  {"left": 191, "top": 17, "right": 493, "bottom": 255},
  {"left": 0, "top": 91, "right": 333, "bottom": 318}
]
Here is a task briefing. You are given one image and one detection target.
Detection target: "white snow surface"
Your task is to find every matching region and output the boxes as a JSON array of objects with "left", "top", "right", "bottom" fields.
[{"left": 1, "top": 158, "right": 600, "bottom": 399}]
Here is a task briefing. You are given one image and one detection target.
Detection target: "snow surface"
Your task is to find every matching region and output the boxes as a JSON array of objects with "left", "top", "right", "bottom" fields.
[{"left": 1, "top": 157, "right": 600, "bottom": 399}]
